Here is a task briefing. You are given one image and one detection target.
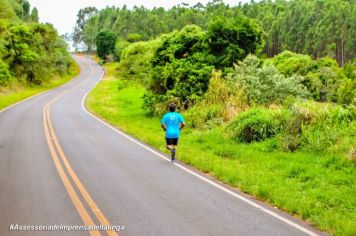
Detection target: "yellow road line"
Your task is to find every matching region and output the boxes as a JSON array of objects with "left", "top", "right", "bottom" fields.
[
  {"left": 43, "top": 59, "right": 118, "bottom": 236},
  {"left": 43, "top": 106, "right": 101, "bottom": 236}
]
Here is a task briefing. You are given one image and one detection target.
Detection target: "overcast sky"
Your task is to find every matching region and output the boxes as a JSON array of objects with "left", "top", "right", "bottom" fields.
[{"left": 27, "top": 0, "right": 253, "bottom": 35}]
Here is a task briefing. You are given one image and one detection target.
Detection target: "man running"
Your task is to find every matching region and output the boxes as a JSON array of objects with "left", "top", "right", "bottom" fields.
[{"left": 161, "top": 103, "right": 185, "bottom": 162}]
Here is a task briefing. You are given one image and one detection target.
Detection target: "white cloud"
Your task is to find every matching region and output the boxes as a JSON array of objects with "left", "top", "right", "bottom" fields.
[{"left": 27, "top": 0, "right": 253, "bottom": 35}]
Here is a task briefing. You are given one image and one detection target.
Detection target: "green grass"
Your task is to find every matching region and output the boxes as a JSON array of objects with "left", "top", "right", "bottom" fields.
[
  {"left": 86, "top": 63, "right": 356, "bottom": 236},
  {"left": 0, "top": 64, "right": 79, "bottom": 111}
]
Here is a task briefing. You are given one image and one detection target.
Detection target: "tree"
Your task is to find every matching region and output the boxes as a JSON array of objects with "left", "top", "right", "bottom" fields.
[
  {"left": 72, "top": 7, "right": 97, "bottom": 51},
  {"left": 22, "top": 0, "right": 30, "bottom": 20},
  {"left": 95, "top": 29, "right": 116, "bottom": 59},
  {"left": 205, "top": 16, "right": 264, "bottom": 68},
  {"left": 30, "top": 7, "right": 38, "bottom": 22},
  {"left": 0, "top": 0, "right": 73, "bottom": 87},
  {"left": 78, "top": 0, "right": 355, "bottom": 64},
  {"left": 0, "top": 0, "right": 16, "bottom": 19}
]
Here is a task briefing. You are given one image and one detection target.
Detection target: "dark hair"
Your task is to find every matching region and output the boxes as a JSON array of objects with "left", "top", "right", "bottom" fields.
[{"left": 169, "top": 103, "right": 176, "bottom": 112}]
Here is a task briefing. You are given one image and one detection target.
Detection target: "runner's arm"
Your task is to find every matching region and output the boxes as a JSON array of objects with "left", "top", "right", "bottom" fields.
[
  {"left": 179, "top": 115, "right": 185, "bottom": 130},
  {"left": 180, "top": 123, "right": 185, "bottom": 130},
  {"left": 161, "top": 124, "right": 166, "bottom": 131}
]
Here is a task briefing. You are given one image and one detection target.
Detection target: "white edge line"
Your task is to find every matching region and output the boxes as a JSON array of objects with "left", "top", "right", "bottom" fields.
[{"left": 81, "top": 64, "right": 319, "bottom": 236}]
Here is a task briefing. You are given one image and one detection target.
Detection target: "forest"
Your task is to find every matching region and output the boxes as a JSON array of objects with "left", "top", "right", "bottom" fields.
[
  {"left": 0, "top": 0, "right": 74, "bottom": 88},
  {"left": 80, "top": 0, "right": 355, "bottom": 235},
  {"left": 75, "top": 0, "right": 356, "bottom": 66}
]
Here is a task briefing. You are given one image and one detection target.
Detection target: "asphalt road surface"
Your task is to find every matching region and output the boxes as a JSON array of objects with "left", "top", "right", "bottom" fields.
[{"left": 0, "top": 56, "right": 325, "bottom": 236}]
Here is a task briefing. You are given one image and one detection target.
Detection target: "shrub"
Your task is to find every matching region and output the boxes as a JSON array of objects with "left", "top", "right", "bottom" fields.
[
  {"left": 185, "top": 104, "right": 224, "bottom": 129},
  {"left": 114, "top": 40, "right": 131, "bottom": 61},
  {"left": 118, "top": 39, "right": 160, "bottom": 84},
  {"left": 127, "top": 33, "right": 142, "bottom": 43},
  {"left": 265, "top": 50, "right": 317, "bottom": 76},
  {"left": 142, "top": 92, "right": 184, "bottom": 117},
  {"left": 185, "top": 70, "right": 248, "bottom": 129},
  {"left": 268, "top": 51, "right": 348, "bottom": 102},
  {"left": 232, "top": 55, "right": 309, "bottom": 106},
  {"left": 227, "top": 107, "right": 289, "bottom": 143},
  {"left": 337, "top": 79, "right": 356, "bottom": 106},
  {"left": 343, "top": 59, "right": 356, "bottom": 80},
  {"left": 0, "top": 59, "right": 12, "bottom": 86},
  {"left": 281, "top": 100, "right": 355, "bottom": 154}
]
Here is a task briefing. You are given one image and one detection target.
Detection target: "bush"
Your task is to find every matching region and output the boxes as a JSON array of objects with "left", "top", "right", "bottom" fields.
[
  {"left": 127, "top": 33, "right": 142, "bottom": 43},
  {"left": 118, "top": 39, "right": 160, "bottom": 84},
  {"left": 343, "top": 59, "right": 356, "bottom": 80},
  {"left": 232, "top": 55, "right": 309, "bottom": 105},
  {"left": 227, "top": 107, "right": 289, "bottom": 143},
  {"left": 142, "top": 92, "right": 184, "bottom": 117},
  {"left": 281, "top": 100, "right": 355, "bottom": 154},
  {"left": 0, "top": 59, "right": 12, "bottom": 86},
  {"left": 114, "top": 40, "right": 131, "bottom": 61},
  {"left": 268, "top": 51, "right": 348, "bottom": 102},
  {"left": 185, "top": 70, "right": 248, "bottom": 129},
  {"left": 185, "top": 104, "right": 224, "bottom": 129},
  {"left": 337, "top": 79, "right": 356, "bottom": 106},
  {"left": 265, "top": 50, "right": 317, "bottom": 76}
]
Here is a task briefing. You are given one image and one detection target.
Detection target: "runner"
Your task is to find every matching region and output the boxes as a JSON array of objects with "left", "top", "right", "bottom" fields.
[{"left": 160, "top": 103, "right": 185, "bottom": 162}]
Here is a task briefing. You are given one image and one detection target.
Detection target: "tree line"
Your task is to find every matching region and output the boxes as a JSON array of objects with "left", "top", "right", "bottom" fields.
[
  {"left": 74, "top": 0, "right": 355, "bottom": 66},
  {"left": 0, "top": 0, "right": 73, "bottom": 86}
]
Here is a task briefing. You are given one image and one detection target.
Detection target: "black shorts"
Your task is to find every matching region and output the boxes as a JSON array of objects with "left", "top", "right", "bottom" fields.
[{"left": 166, "top": 138, "right": 179, "bottom": 146}]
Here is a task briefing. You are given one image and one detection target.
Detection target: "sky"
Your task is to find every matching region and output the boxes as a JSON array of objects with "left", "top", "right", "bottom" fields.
[{"left": 27, "top": 0, "right": 252, "bottom": 35}]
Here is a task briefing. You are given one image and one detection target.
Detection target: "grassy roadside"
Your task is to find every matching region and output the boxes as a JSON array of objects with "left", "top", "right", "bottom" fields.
[
  {"left": 86, "top": 63, "right": 356, "bottom": 236},
  {"left": 0, "top": 63, "right": 80, "bottom": 111}
]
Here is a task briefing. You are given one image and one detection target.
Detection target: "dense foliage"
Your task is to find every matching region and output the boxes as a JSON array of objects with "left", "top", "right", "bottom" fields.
[
  {"left": 0, "top": 0, "right": 73, "bottom": 87},
  {"left": 77, "top": 0, "right": 355, "bottom": 66},
  {"left": 233, "top": 55, "right": 309, "bottom": 106},
  {"left": 75, "top": 0, "right": 355, "bottom": 157},
  {"left": 143, "top": 18, "right": 263, "bottom": 114},
  {"left": 205, "top": 16, "right": 263, "bottom": 68},
  {"left": 95, "top": 29, "right": 116, "bottom": 59},
  {"left": 266, "top": 51, "right": 349, "bottom": 103},
  {"left": 117, "top": 39, "right": 160, "bottom": 82},
  {"left": 241, "top": 0, "right": 355, "bottom": 66},
  {"left": 227, "top": 107, "right": 288, "bottom": 143}
]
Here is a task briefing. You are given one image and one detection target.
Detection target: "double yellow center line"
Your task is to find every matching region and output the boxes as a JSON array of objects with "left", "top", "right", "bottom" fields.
[{"left": 43, "top": 61, "right": 118, "bottom": 236}]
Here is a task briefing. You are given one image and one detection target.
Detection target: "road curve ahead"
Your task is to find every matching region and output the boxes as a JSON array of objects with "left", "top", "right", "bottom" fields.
[{"left": 0, "top": 56, "right": 324, "bottom": 236}]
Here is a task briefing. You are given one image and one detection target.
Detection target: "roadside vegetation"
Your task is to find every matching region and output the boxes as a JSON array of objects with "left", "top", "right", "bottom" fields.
[
  {"left": 0, "top": 0, "right": 78, "bottom": 110},
  {"left": 81, "top": 0, "right": 355, "bottom": 235},
  {"left": 0, "top": 65, "right": 78, "bottom": 110},
  {"left": 87, "top": 62, "right": 355, "bottom": 236}
]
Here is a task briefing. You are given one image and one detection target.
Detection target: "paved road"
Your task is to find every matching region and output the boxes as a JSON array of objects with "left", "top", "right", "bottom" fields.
[{"left": 0, "top": 56, "right": 324, "bottom": 236}]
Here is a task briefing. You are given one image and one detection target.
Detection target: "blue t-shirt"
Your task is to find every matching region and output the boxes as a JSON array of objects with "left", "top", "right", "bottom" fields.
[{"left": 161, "top": 112, "right": 185, "bottom": 138}]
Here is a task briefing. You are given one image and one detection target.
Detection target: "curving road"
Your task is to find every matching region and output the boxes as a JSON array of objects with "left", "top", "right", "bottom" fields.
[{"left": 0, "top": 56, "right": 324, "bottom": 236}]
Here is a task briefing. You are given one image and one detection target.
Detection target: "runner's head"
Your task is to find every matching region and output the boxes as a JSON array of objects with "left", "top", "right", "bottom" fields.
[{"left": 169, "top": 103, "right": 176, "bottom": 112}]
